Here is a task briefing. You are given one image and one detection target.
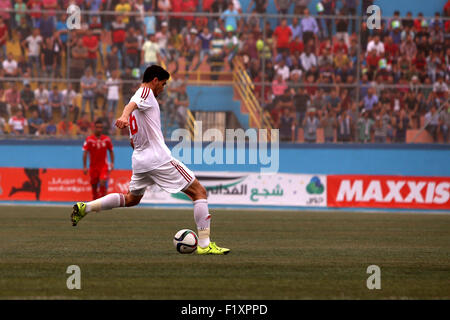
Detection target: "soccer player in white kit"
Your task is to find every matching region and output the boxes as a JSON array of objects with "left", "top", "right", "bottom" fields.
[{"left": 71, "top": 65, "right": 230, "bottom": 255}]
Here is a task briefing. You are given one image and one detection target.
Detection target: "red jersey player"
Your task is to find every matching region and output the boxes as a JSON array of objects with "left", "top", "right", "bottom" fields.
[{"left": 82, "top": 120, "right": 115, "bottom": 200}]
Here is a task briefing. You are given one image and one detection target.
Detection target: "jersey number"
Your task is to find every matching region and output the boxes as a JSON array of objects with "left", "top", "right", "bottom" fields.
[{"left": 130, "top": 114, "right": 138, "bottom": 135}]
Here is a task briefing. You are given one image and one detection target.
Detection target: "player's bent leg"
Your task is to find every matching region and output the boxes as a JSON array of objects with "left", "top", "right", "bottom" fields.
[
  {"left": 182, "top": 178, "right": 207, "bottom": 201},
  {"left": 182, "top": 179, "right": 230, "bottom": 255},
  {"left": 124, "top": 191, "right": 143, "bottom": 207},
  {"left": 71, "top": 192, "right": 142, "bottom": 226}
]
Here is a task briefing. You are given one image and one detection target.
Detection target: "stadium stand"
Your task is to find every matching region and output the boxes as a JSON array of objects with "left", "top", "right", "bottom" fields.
[{"left": 0, "top": 0, "right": 448, "bottom": 143}]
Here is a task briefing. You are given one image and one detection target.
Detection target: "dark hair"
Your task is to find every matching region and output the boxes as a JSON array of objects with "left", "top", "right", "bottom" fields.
[
  {"left": 95, "top": 119, "right": 103, "bottom": 125},
  {"left": 142, "top": 65, "right": 170, "bottom": 83}
]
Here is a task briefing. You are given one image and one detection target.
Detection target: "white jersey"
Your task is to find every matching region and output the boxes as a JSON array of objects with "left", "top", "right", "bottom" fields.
[{"left": 128, "top": 86, "right": 172, "bottom": 173}]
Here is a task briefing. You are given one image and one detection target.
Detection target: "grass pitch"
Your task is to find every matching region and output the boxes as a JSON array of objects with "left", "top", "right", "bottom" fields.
[{"left": 0, "top": 205, "right": 449, "bottom": 299}]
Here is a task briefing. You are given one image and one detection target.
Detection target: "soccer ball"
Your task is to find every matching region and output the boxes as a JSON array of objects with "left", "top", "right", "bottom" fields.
[{"left": 173, "top": 229, "right": 198, "bottom": 254}]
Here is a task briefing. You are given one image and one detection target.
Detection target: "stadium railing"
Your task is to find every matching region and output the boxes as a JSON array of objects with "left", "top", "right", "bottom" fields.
[
  {"left": 233, "top": 58, "right": 274, "bottom": 132},
  {"left": 186, "top": 108, "right": 196, "bottom": 140}
]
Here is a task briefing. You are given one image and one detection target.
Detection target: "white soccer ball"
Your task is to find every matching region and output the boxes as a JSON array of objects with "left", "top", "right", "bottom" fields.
[{"left": 173, "top": 229, "right": 198, "bottom": 254}]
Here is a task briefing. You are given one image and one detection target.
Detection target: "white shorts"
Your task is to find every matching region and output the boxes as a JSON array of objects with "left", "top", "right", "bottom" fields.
[{"left": 129, "top": 159, "right": 196, "bottom": 196}]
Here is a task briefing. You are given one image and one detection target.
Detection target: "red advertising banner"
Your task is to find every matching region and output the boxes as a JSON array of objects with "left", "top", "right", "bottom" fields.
[
  {"left": 0, "top": 167, "right": 132, "bottom": 202},
  {"left": 327, "top": 175, "right": 450, "bottom": 210}
]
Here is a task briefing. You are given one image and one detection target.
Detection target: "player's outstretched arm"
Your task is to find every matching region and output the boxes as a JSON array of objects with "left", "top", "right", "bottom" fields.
[{"left": 115, "top": 102, "right": 138, "bottom": 129}]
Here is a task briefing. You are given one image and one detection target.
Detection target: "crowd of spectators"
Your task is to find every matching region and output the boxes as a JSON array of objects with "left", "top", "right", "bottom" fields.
[
  {"left": 247, "top": 2, "right": 450, "bottom": 143},
  {"left": 0, "top": 0, "right": 448, "bottom": 143}
]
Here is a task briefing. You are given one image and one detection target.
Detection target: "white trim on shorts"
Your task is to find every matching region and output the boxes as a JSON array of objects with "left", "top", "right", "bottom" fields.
[{"left": 129, "top": 159, "right": 196, "bottom": 196}]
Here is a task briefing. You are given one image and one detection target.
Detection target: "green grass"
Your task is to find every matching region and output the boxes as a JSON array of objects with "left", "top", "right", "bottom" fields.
[{"left": 0, "top": 206, "right": 449, "bottom": 299}]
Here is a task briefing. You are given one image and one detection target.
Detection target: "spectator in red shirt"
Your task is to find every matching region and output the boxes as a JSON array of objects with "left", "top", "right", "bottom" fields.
[
  {"left": 318, "top": 38, "right": 332, "bottom": 56},
  {"left": 202, "top": 0, "right": 214, "bottom": 11},
  {"left": 200, "top": 0, "right": 214, "bottom": 30},
  {"left": 111, "top": 15, "right": 126, "bottom": 68},
  {"left": 273, "top": 18, "right": 292, "bottom": 57},
  {"left": 124, "top": 27, "right": 140, "bottom": 69},
  {"left": 366, "top": 49, "right": 381, "bottom": 74},
  {"left": 332, "top": 37, "right": 348, "bottom": 55},
  {"left": 195, "top": 15, "right": 208, "bottom": 31},
  {"left": 42, "top": 0, "right": 58, "bottom": 24},
  {"left": 182, "top": 0, "right": 197, "bottom": 24},
  {"left": 412, "top": 51, "right": 427, "bottom": 73},
  {"left": 383, "top": 35, "right": 399, "bottom": 64},
  {"left": 83, "top": 29, "right": 99, "bottom": 73},
  {"left": 0, "top": 0, "right": 11, "bottom": 34},
  {"left": 304, "top": 73, "right": 318, "bottom": 97},
  {"left": 0, "top": 17, "right": 7, "bottom": 59},
  {"left": 413, "top": 12, "right": 429, "bottom": 36},
  {"left": 89, "top": 15, "right": 104, "bottom": 68},
  {"left": 289, "top": 36, "right": 304, "bottom": 56},
  {"left": 27, "top": 0, "right": 42, "bottom": 28},
  {"left": 171, "top": 0, "right": 184, "bottom": 31}
]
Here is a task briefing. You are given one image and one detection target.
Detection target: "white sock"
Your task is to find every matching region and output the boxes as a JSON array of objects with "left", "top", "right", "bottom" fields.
[
  {"left": 85, "top": 193, "right": 126, "bottom": 213},
  {"left": 194, "top": 199, "right": 211, "bottom": 248}
]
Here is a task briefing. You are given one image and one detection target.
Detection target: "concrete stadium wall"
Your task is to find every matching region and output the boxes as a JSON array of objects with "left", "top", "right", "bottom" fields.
[{"left": 0, "top": 140, "right": 449, "bottom": 177}]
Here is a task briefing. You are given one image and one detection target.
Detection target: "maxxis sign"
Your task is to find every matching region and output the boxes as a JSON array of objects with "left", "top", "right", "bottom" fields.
[{"left": 327, "top": 175, "right": 450, "bottom": 210}]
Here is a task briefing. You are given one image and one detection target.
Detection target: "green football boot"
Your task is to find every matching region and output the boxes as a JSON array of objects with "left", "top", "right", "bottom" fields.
[
  {"left": 71, "top": 202, "right": 87, "bottom": 226},
  {"left": 197, "top": 242, "right": 230, "bottom": 255}
]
